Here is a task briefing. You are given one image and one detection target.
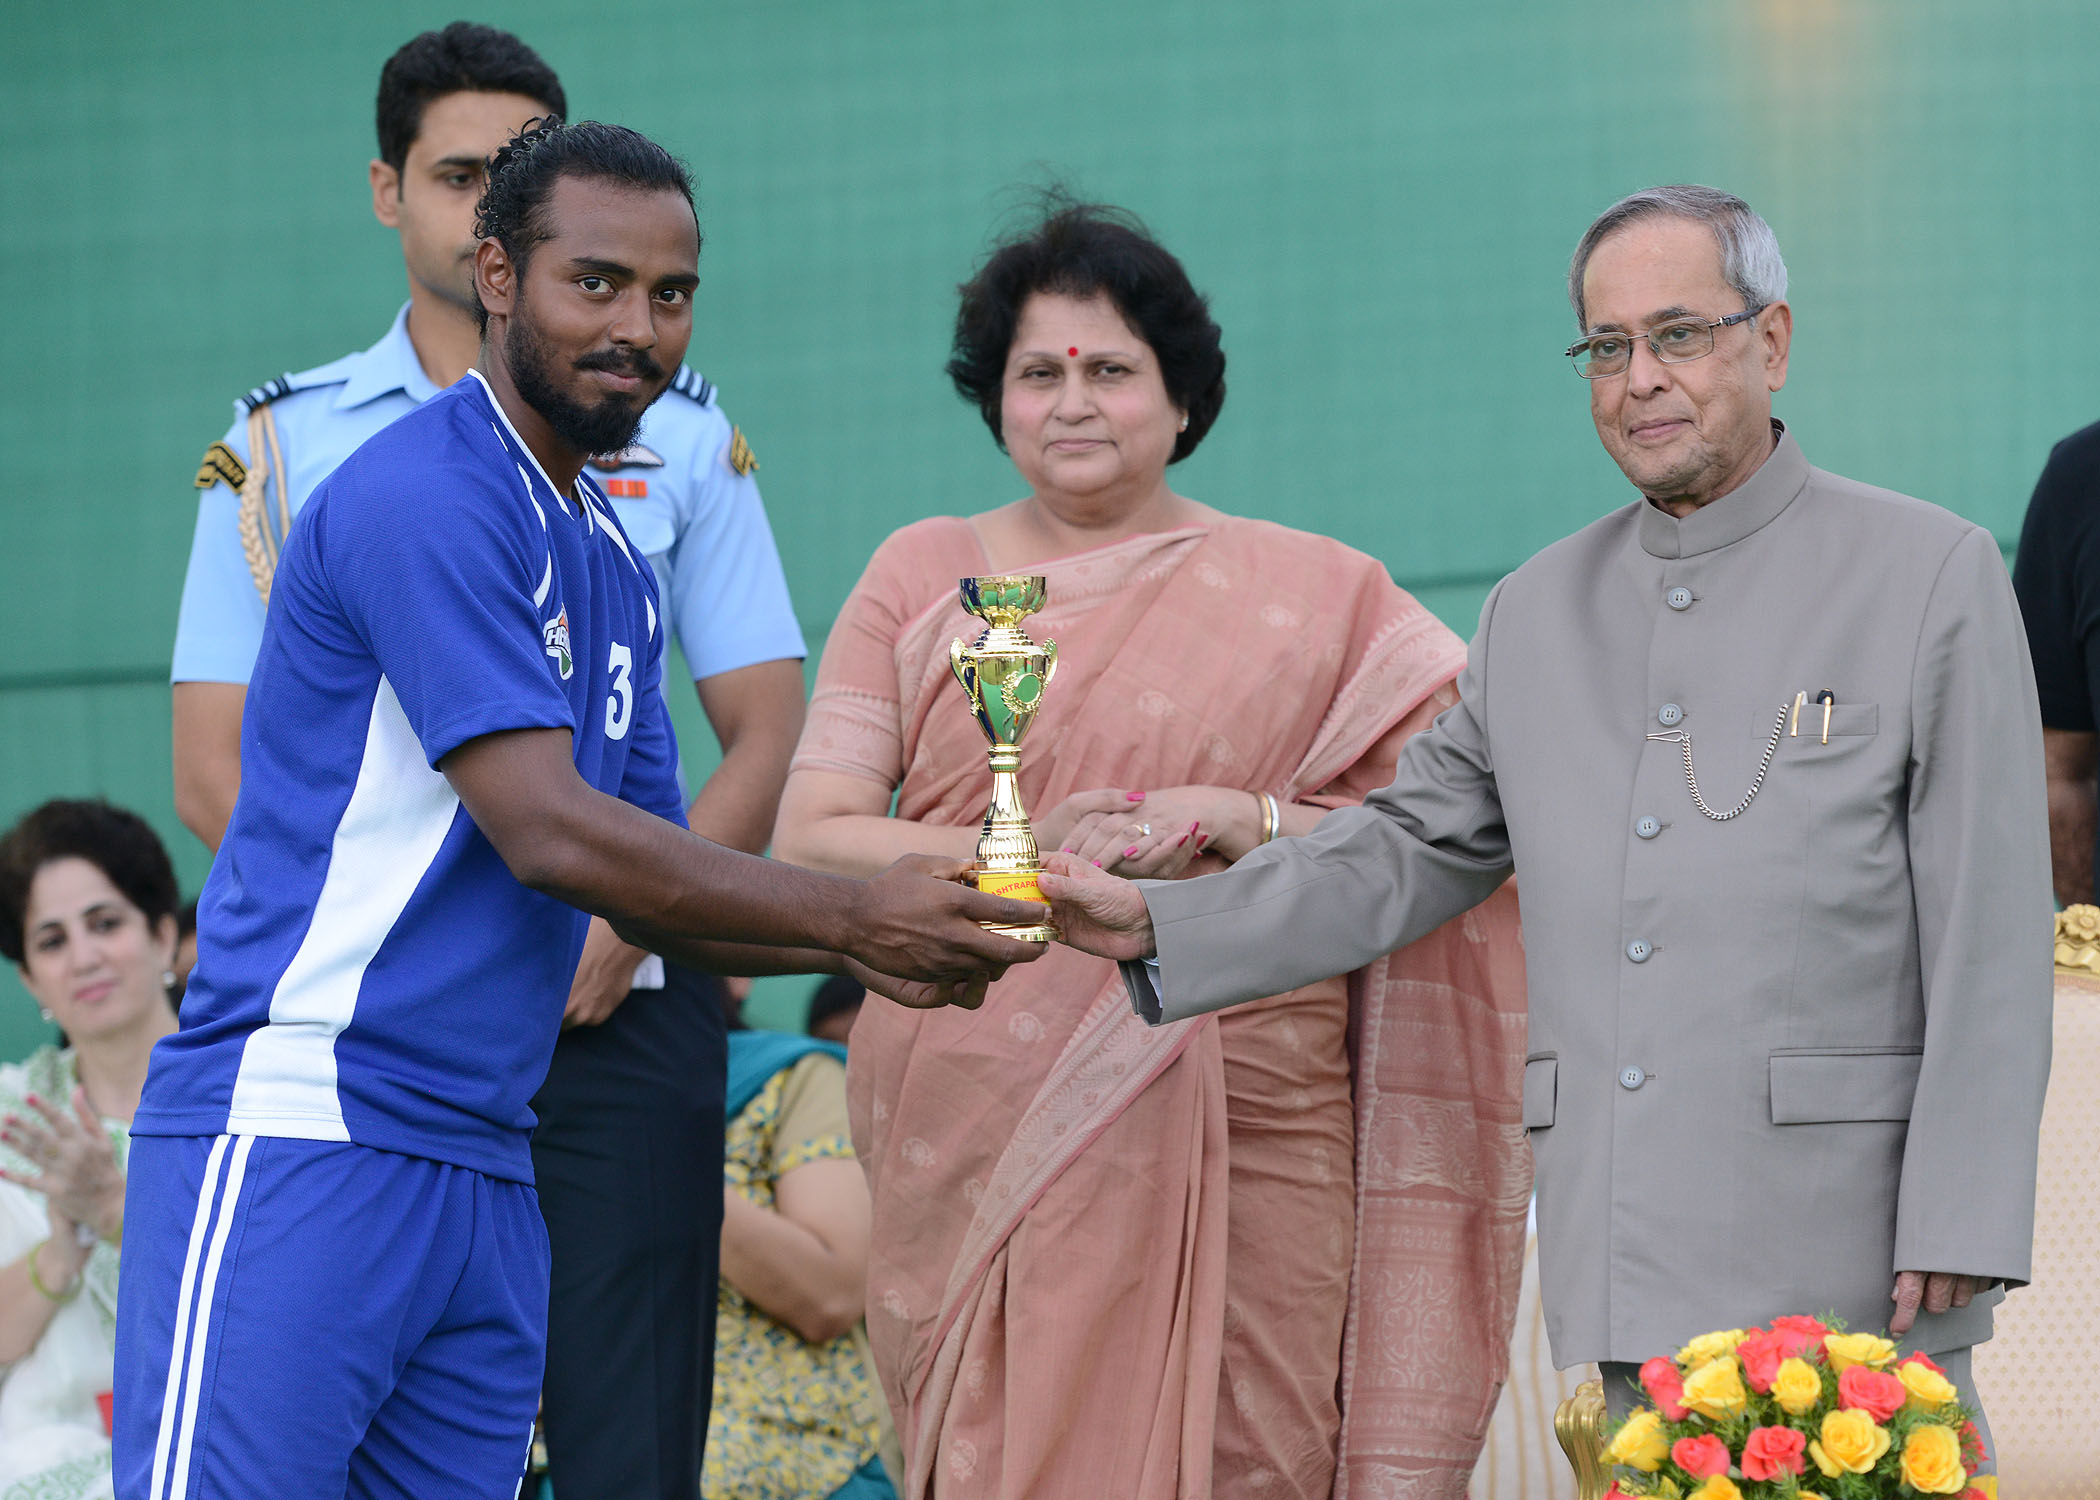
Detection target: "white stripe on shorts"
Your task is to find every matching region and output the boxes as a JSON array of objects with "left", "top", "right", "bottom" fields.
[
  {"left": 150, "top": 1134, "right": 256, "bottom": 1500},
  {"left": 148, "top": 1135, "right": 229, "bottom": 1500}
]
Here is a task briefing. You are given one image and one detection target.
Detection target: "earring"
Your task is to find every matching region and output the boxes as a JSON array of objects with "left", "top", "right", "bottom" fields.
[
  {"left": 38, "top": 1008, "right": 53, "bottom": 1024},
  {"left": 1178, "top": 416, "right": 1189, "bottom": 432},
  {"left": 162, "top": 970, "right": 178, "bottom": 990}
]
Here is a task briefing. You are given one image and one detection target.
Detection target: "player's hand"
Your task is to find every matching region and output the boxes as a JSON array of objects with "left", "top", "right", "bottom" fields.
[
  {"left": 1038, "top": 852, "right": 1156, "bottom": 962},
  {"left": 0, "top": 1086, "right": 125, "bottom": 1243},
  {"left": 851, "top": 854, "right": 1047, "bottom": 981},
  {"left": 845, "top": 956, "right": 1000, "bottom": 1012},
  {"left": 564, "top": 916, "right": 645, "bottom": 1028}
]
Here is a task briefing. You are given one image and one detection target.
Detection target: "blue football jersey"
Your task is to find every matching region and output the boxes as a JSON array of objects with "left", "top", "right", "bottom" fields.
[{"left": 135, "top": 372, "right": 686, "bottom": 1181}]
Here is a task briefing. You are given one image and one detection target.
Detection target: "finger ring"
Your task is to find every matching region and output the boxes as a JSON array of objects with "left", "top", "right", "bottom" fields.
[{"left": 1139, "top": 824, "right": 1151, "bottom": 837}]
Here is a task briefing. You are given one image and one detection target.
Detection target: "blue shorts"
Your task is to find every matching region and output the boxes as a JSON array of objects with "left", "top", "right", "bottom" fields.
[{"left": 113, "top": 1134, "right": 549, "bottom": 1500}]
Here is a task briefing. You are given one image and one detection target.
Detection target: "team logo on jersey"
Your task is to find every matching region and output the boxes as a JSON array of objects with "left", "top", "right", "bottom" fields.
[{"left": 543, "top": 607, "right": 573, "bottom": 679}]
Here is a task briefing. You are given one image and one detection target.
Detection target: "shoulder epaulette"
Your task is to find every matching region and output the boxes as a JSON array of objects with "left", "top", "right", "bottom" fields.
[
  {"left": 668, "top": 366, "right": 715, "bottom": 407},
  {"left": 238, "top": 374, "right": 301, "bottom": 414}
]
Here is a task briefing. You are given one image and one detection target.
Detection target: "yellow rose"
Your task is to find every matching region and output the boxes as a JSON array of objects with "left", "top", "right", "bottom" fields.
[
  {"left": 1822, "top": 1332, "right": 1896, "bottom": 1372},
  {"left": 1600, "top": 1408, "right": 1669, "bottom": 1472},
  {"left": 1809, "top": 1408, "right": 1893, "bottom": 1475},
  {"left": 1677, "top": 1328, "right": 1748, "bottom": 1368},
  {"left": 1899, "top": 1425, "right": 1969, "bottom": 1494},
  {"left": 1970, "top": 1479, "right": 1997, "bottom": 1498},
  {"left": 1771, "top": 1355, "right": 1824, "bottom": 1416},
  {"left": 1680, "top": 1356, "right": 1748, "bottom": 1420},
  {"left": 1897, "top": 1358, "right": 1960, "bottom": 1414},
  {"left": 1687, "top": 1479, "right": 1743, "bottom": 1500}
]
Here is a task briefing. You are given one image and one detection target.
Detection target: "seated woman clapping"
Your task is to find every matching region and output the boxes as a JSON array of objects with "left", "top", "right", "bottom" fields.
[{"left": 0, "top": 800, "right": 183, "bottom": 1500}]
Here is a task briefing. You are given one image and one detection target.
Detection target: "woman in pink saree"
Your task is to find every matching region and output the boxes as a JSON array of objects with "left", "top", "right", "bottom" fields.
[{"left": 774, "top": 202, "right": 1529, "bottom": 1500}]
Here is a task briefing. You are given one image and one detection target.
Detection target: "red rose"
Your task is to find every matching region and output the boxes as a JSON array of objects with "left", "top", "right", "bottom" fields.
[
  {"left": 1671, "top": 1433, "right": 1732, "bottom": 1478},
  {"left": 1736, "top": 1329, "right": 1783, "bottom": 1393},
  {"left": 1838, "top": 1364, "right": 1907, "bottom": 1422},
  {"left": 1639, "top": 1355, "right": 1689, "bottom": 1421},
  {"left": 1741, "top": 1424, "right": 1807, "bottom": 1480},
  {"left": 1769, "top": 1314, "right": 1830, "bottom": 1359},
  {"left": 1960, "top": 1419, "right": 1989, "bottom": 1467},
  {"left": 1899, "top": 1349, "right": 1946, "bottom": 1376}
]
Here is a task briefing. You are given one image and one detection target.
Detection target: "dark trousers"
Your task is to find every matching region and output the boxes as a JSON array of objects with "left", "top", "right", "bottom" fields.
[{"left": 531, "top": 963, "right": 727, "bottom": 1500}]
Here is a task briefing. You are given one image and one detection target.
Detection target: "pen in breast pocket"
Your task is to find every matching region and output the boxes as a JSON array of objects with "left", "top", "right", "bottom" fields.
[{"left": 1816, "top": 689, "right": 1834, "bottom": 745}]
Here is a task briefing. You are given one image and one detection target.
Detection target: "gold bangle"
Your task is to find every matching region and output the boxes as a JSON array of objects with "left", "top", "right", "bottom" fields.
[
  {"left": 1258, "top": 791, "right": 1280, "bottom": 844},
  {"left": 26, "top": 1239, "right": 80, "bottom": 1305}
]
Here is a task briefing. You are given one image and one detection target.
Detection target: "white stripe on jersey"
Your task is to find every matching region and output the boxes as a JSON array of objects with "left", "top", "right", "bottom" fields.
[
  {"left": 149, "top": 1135, "right": 231, "bottom": 1500},
  {"left": 227, "top": 677, "right": 460, "bottom": 1137},
  {"left": 168, "top": 1135, "right": 256, "bottom": 1500}
]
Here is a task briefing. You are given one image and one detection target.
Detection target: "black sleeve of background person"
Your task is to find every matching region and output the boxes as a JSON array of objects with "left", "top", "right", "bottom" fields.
[{"left": 2011, "top": 419, "right": 2100, "bottom": 732}]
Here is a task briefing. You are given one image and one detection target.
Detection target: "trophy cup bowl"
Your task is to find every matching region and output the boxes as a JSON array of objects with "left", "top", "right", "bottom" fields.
[{"left": 949, "top": 575, "right": 1060, "bottom": 942}]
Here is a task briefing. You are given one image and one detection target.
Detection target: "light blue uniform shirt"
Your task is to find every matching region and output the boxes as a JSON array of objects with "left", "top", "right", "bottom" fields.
[{"left": 173, "top": 303, "right": 807, "bottom": 689}]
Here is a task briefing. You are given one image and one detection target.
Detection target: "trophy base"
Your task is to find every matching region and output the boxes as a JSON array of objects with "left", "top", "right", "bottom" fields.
[
  {"left": 983, "top": 920, "right": 1058, "bottom": 944},
  {"left": 972, "top": 865, "right": 1059, "bottom": 944}
]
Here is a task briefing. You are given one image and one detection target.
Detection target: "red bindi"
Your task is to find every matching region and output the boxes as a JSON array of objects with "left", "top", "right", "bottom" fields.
[{"left": 1068, "top": 347, "right": 1079, "bottom": 357}]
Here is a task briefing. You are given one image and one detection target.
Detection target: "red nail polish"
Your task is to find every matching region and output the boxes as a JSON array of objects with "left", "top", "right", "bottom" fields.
[
  {"left": 1093, "top": 860, "right": 1102, "bottom": 867},
  {"left": 1127, "top": 792, "right": 1145, "bottom": 802},
  {"left": 1177, "top": 834, "right": 1188, "bottom": 846},
  {"left": 1122, "top": 846, "right": 1139, "bottom": 858}
]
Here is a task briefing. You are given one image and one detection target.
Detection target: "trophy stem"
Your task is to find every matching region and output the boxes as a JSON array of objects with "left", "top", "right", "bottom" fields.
[{"left": 974, "top": 746, "right": 1058, "bottom": 942}]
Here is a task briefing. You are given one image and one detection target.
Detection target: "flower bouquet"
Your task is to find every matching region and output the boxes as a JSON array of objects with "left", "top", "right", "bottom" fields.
[{"left": 1599, "top": 1316, "right": 1992, "bottom": 1498}]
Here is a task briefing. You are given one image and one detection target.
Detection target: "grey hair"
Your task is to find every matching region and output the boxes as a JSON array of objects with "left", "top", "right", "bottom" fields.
[{"left": 1567, "top": 184, "right": 1788, "bottom": 328}]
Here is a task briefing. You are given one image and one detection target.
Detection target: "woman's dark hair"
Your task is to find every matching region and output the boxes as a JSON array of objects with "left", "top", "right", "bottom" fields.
[
  {"left": 375, "top": 22, "right": 566, "bottom": 174},
  {"left": 473, "top": 118, "right": 699, "bottom": 330},
  {"left": 0, "top": 800, "right": 179, "bottom": 966},
  {"left": 947, "top": 197, "right": 1227, "bottom": 463}
]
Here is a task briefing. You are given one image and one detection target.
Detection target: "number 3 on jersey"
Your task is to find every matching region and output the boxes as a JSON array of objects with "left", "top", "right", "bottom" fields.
[{"left": 605, "top": 641, "right": 633, "bottom": 740}]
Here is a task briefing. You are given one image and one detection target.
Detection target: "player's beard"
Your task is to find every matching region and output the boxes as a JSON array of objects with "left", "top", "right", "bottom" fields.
[{"left": 505, "top": 291, "right": 664, "bottom": 459}]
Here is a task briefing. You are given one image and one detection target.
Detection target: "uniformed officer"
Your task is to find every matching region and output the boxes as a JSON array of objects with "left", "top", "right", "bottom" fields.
[{"left": 171, "top": 25, "right": 809, "bottom": 1500}]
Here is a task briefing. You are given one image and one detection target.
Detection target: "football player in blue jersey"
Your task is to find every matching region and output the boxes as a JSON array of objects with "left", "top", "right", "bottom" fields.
[{"left": 113, "top": 119, "right": 1045, "bottom": 1500}]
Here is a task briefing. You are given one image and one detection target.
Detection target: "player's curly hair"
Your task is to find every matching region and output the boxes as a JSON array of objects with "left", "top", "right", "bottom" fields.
[
  {"left": 0, "top": 800, "right": 180, "bottom": 966},
  {"left": 947, "top": 193, "right": 1227, "bottom": 464},
  {"left": 472, "top": 117, "right": 698, "bottom": 332}
]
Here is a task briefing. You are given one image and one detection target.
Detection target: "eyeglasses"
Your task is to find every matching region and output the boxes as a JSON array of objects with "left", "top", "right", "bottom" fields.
[{"left": 1564, "top": 305, "right": 1767, "bottom": 379}]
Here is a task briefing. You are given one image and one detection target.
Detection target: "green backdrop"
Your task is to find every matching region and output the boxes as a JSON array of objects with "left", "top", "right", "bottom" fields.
[{"left": 3, "top": 0, "right": 2096, "bottom": 1052}]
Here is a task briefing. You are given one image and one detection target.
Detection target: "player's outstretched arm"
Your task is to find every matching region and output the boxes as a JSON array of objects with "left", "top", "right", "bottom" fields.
[{"left": 442, "top": 727, "right": 1045, "bottom": 995}]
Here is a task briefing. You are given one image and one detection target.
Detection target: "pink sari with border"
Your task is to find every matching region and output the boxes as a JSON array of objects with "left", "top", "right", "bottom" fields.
[{"left": 795, "top": 515, "right": 1528, "bottom": 1498}]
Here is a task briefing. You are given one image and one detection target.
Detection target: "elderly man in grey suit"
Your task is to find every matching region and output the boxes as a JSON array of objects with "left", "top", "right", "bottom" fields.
[{"left": 1041, "top": 184, "right": 2050, "bottom": 1444}]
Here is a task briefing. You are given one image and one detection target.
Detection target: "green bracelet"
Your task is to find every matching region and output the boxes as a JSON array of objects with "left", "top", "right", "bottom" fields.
[{"left": 25, "top": 1239, "right": 80, "bottom": 1305}]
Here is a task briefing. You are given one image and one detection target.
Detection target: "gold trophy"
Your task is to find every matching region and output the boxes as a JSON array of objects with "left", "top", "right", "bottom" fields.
[{"left": 949, "top": 575, "right": 1060, "bottom": 942}]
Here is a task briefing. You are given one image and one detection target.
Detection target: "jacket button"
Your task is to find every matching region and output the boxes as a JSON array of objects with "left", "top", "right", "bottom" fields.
[
  {"left": 1620, "top": 1065, "right": 1647, "bottom": 1090},
  {"left": 1656, "top": 703, "right": 1684, "bottom": 727},
  {"left": 1667, "top": 586, "right": 1694, "bottom": 611},
  {"left": 1626, "top": 939, "right": 1652, "bottom": 963},
  {"left": 1635, "top": 815, "right": 1661, "bottom": 840}
]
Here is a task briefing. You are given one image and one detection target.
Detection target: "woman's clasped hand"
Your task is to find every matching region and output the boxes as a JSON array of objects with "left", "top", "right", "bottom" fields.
[{"left": 1036, "top": 785, "right": 1263, "bottom": 878}]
